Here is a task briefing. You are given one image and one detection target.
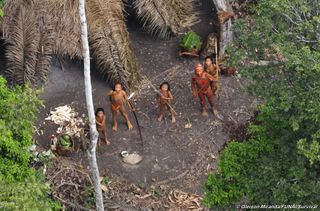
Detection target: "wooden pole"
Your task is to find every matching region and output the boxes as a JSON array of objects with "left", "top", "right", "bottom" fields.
[
  {"left": 79, "top": 0, "right": 104, "bottom": 210},
  {"left": 211, "top": 0, "right": 234, "bottom": 59}
]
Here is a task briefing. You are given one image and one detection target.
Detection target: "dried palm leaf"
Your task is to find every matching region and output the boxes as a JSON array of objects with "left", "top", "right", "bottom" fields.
[
  {"left": 47, "top": 0, "right": 82, "bottom": 59},
  {"left": 2, "top": 0, "right": 141, "bottom": 88},
  {"left": 33, "top": 0, "right": 54, "bottom": 82},
  {"left": 5, "top": 2, "right": 40, "bottom": 85},
  {"left": 87, "top": 0, "right": 141, "bottom": 90},
  {"left": 133, "top": 0, "right": 198, "bottom": 38},
  {"left": 0, "top": 0, "right": 21, "bottom": 39}
]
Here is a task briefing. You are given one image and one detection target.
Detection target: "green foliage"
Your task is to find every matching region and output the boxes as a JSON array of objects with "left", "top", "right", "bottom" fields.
[
  {"left": 0, "top": 0, "right": 5, "bottom": 17},
  {"left": 83, "top": 186, "right": 96, "bottom": 208},
  {"left": 204, "top": 126, "right": 272, "bottom": 207},
  {"left": 102, "top": 176, "right": 110, "bottom": 185},
  {"left": 0, "top": 76, "right": 59, "bottom": 209},
  {"left": 59, "top": 134, "right": 73, "bottom": 148},
  {"left": 138, "top": 181, "right": 146, "bottom": 189},
  {"left": 180, "top": 31, "right": 202, "bottom": 51},
  {"left": 297, "top": 131, "right": 320, "bottom": 165},
  {"left": 204, "top": 0, "right": 320, "bottom": 208},
  {"left": 0, "top": 174, "right": 60, "bottom": 210},
  {"left": 0, "top": 77, "right": 42, "bottom": 181}
]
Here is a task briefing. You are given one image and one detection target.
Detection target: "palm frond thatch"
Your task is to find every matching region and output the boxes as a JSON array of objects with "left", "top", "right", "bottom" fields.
[
  {"left": 47, "top": 0, "right": 82, "bottom": 59},
  {"left": 1, "top": 0, "right": 142, "bottom": 89},
  {"left": 1, "top": 0, "right": 22, "bottom": 39},
  {"left": 133, "top": 0, "right": 198, "bottom": 38},
  {"left": 5, "top": 2, "right": 40, "bottom": 85},
  {"left": 34, "top": 0, "right": 54, "bottom": 82},
  {"left": 87, "top": 0, "right": 140, "bottom": 90}
]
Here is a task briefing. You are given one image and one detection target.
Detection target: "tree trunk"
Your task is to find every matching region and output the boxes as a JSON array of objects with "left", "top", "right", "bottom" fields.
[
  {"left": 78, "top": 0, "right": 104, "bottom": 210},
  {"left": 212, "top": 0, "right": 234, "bottom": 59}
]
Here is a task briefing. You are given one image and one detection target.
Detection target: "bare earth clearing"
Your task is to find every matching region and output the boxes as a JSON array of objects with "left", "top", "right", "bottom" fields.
[{"left": 34, "top": 1, "right": 257, "bottom": 209}]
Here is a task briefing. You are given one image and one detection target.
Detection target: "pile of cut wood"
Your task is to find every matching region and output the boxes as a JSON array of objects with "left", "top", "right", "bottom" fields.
[{"left": 45, "top": 105, "right": 85, "bottom": 138}]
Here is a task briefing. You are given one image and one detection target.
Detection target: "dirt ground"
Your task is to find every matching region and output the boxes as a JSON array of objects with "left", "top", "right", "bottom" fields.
[{"left": 34, "top": 0, "right": 257, "bottom": 208}]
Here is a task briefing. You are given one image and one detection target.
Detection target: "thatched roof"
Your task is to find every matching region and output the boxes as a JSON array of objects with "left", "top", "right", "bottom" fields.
[
  {"left": 133, "top": 0, "right": 198, "bottom": 38},
  {"left": 1, "top": 0, "right": 81, "bottom": 85},
  {"left": 87, "top": 0, "right": 140, "bottom": 90},
  {"left": 47, "top": 0, "right": 82, "bottom": 59},
  {"left": 4, "top": 1, "right": 40, "bottom": 84},
  {"left": 0, "top": 0, "right": 197, "bottom": 88}
]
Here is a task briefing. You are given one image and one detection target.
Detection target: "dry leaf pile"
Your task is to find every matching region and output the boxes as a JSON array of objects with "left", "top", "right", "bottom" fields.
[
  {"left": 168, "top": 190, "right": 203, "bottom": 211},
  {"left": 47, "top": 160, "right": 94, "bottom": 210},
  {"left": 46, "top": 160, "right": 207, "bottom": 210}
]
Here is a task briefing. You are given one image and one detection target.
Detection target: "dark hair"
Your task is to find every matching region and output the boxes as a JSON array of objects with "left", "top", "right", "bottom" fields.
[
  {"left": 95, "top": 108, "right": 105, "bottom": 116},
  {"left": 159, "top": 81, "right": 170, "bottom": 91},
  {"left": 113, "top": 82, "right": 123, "bottom": 91},
  {"left": 205, "top": 56, "right": 213, "bottom": 62}
]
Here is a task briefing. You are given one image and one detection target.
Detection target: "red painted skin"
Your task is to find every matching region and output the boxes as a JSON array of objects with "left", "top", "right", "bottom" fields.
[{"left": 191, "top": 64, "right": 218, "bottom": 116}]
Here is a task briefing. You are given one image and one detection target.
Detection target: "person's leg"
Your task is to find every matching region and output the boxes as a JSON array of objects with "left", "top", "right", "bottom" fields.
[
  {"left": 103, "top": 127, "right": 109, "bottom": 144},
  {"left": 206, "top": 88, "right": 218, "bottom": 116},
  {"left": 212, "top": 81, "right": 220, "bottom": 96},
  {"left": 211, "top": 81, "right": 217, "bottom": 95},
  {"left": 198, "top": 92, "right": 208, "bottom": 116},
  {"left": 119, "top": 105, "right": 133, "bottom": 129},
  {"left": 166, "top": 103, "right": 176, "bottom": 123},
  {"left": 158, "top": 103, "right": 164, "bottom": 121},
  {"left": 97, "top": 130, "right": 101, "bottom": 146},
  {"left": 111, "top": 106, "right": 118, "bottom": 131}
]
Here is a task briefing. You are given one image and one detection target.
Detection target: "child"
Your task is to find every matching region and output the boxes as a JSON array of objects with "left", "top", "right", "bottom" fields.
[
  {"left": 157, "top": 82, "right": 176, "bottom": 123},
  {"left": 204, "top": 56, "right": 220, "bottom": 96},
  {"left": 95, "top": 108, "right": 109, "bottom": 146},
  {"left": 107, "top": 82, "right": 133, "bottom": 131}
]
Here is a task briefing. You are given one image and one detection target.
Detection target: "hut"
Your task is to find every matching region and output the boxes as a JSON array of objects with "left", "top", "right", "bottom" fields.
[{"left": 0, "top": 0, "right": 198, "bottom": 90}]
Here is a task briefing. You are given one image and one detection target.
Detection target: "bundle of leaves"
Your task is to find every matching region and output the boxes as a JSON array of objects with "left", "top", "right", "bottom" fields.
[
  {"left": 180, "top": 31, "right": 202, "bottom": 51},
  {"left": 58, "top": 134, "right": 73, "bottom": 149},
  {"left": 204, "top": 0, "right": 320, "bottom": 208}
]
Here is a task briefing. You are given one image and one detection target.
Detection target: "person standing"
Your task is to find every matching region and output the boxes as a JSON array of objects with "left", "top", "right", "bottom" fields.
[
  {"left": 191, "top": 63, "right": 219, "bottom": 117},
  {"left": 204, "top": 56, "right": 220, "bottom": 96}
]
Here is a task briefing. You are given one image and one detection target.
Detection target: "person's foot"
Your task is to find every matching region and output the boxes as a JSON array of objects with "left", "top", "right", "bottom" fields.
[
  {"left": 97, "top": 138, "right": 101, "bottom": 146},
  {"left": 112, "top": 124, "right": 118, "bottom": 131},
  {"left": 104, "top": 138, "right": 108, "bottom": 144},
  {"left": 106, "top": 139, "right": 111, "bottom": 145},
  {"left": 201, "top": 109, "right": 208, "bottom": 116},
  {"left": 171, "top": 116, "right": 176, "bottom": 123},
  {"left": 127, "top": 121, "right": 133, "bottom": 130},
  {"left": 212, "top": 108, "right": 218, "bottom": 116},
  {"left": 158, "top": 114, "right": 163, "bottom": 122}
]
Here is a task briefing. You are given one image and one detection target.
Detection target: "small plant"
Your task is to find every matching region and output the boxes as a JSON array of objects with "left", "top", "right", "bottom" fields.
[
  {"left": 138, "top": 181, "right": 145, "bottom": 189},
  {"left": 83, "top": 186, "right": 95, "bottom": 208},
  {"left": 153, "top": 188, "right": 162, "bottom": 197},
  {"left": 58, "top": 134, "right": 73, "bottom": 149},
  {"left": 180, "top": 31, "right": 202, "bottom": 52},
  {"left": 102, "top": 176, "right": 110, "bottom": 185}
]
